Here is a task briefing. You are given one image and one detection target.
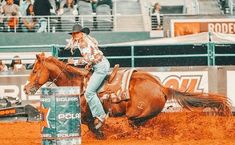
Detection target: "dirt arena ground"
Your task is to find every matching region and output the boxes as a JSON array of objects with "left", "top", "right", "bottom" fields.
[{"left": 0, "top": 112, "right": 234, "bottom": 145}]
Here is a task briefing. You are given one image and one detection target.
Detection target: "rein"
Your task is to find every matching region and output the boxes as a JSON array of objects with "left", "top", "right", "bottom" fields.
[
  {"left": 47, "top": 63, "right": 69, "bottom": 87},
  {"left": 35, "top": 58, "right": 69, "bottom": 87}
]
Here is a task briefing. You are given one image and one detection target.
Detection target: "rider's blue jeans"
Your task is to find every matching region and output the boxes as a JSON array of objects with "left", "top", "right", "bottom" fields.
[{"left": 84, "top": 57, "right": 110, "bottom": 119}]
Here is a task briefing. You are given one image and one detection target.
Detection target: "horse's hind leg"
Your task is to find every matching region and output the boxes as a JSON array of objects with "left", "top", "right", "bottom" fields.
[
  {"left": 128, "top": 114, "right": 156, "bottom": 128},
  {"left": 128, "top": 118, "right": 147, "bottom": 128}
]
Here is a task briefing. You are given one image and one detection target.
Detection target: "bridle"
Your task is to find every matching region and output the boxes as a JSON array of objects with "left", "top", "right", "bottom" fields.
[{"left": 29, "top": 58, "right": 69, "bottom": 93}]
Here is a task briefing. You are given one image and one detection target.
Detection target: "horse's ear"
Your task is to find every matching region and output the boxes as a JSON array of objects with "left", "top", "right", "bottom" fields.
[
  {"left": 36, "top": 54, "right": 42, "bottom": 62},
  {"left": 36, "top": 54, "right": 40, "bottom": 60},
  {"left": 36, "top": 53, "right": 45, "bottom": 62}
]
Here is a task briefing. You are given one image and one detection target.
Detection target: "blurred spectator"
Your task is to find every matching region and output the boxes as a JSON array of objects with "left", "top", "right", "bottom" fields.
[
  {"left": 96, "top": 0, "right": 112, "bottom": 30},
  {"left": 91, "top": 0, "right": 97, "bottom": 12},
  {"left": 220, "top": 0, "right": 229, "bottom": 14},
  {"left": 21, "top": 4, "right": 38, "bottom": 32},
  {"left": 48, "top": 0, "right": 56, "bottom": 14},
  {"left": 19, "top": 0, "right": 32, "bottom": 16},
  {"left": 58, "top": 0, "right": 77, "bottom": 31},
  {"left": 7, "top": 12, "right": 18, "bottom": 31},
  {"left": 77, "top": 0, "right": 93, "bottom": 26},
  {"left": 59, "top": 0, "right": 78, "bottom": 15},
  {"left": 77, "top": 0, "right": 93, "bottom": 15},
  {"left": 152, "top": 2, "right": 162, "bottom": 30},
  {"left": 2, "top": 0, "right": 19, "bottom": 31},
  {"left": 0, "top": 59, "right": 8, "bottom": 72},
  {"left": 96, "top": 0, "right": 112, "bottom": 9},
  {"left": 14, "top": 0, "right": 20, "bottom": 5},
  {"left": 2, "top": 0, "right": 19, "bottom": 16},
  {"left": 33, "top": 0, "right": 51, "bottom": 15},
  {"left": 10, "top": 55, "right": 26, "bottom": 72},
  {"left": 33, "top": 0, "right": 52, "bottom": 32},
  {"left": 0, "top": 1, "right": 4, "bottom": 31}
]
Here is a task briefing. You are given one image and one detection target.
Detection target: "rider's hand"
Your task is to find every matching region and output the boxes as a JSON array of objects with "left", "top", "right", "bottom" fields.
[
  {"left": 85, "top": 62, "right": 92, "bottom": 71},
  {"left": 77, "top": 58, "right": 84, "bottom": 65}
]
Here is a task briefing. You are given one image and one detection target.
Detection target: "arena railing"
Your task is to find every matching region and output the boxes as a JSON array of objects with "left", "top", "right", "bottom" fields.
[
  {"left": 1, "top": 40, "right": 235, "bottom": 67},
  {"left": 0, "top": 14, "right": 145, "bottom": 33}
]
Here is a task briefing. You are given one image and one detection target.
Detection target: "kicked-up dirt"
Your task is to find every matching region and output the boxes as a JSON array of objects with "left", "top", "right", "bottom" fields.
[{"left": 0, "top": 112, "right": 234, "bottom": 145}]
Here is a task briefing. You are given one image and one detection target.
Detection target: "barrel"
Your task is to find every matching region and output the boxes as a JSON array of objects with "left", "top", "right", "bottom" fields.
[{"left": 41, "top": 87, "right": 81, "bottom": 145}]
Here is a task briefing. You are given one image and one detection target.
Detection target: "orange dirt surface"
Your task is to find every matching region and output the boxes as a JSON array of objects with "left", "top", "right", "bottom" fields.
[{"left": 0, "top": 112, "right": 235, "bottom": 145}]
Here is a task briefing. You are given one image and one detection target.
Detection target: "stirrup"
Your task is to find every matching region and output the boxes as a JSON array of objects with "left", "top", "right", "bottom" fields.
[{"left": 95, "top": 113, "right": 109, "bottom": 129}]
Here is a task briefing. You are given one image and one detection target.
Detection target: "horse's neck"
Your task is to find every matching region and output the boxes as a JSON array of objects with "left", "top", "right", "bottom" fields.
[{"left": 48, "top": 67, "right": 83, "bottom": 87}]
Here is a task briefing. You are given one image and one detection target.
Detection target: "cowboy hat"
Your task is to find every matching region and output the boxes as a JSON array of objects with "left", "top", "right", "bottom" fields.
[{"left": 68, "top": 23, "right": 90, "bottom": 35}]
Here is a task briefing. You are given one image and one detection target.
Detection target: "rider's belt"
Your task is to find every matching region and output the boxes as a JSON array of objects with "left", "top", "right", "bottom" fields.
[{"left": 93, "top": 55, "right": 104, "bottom": 65}]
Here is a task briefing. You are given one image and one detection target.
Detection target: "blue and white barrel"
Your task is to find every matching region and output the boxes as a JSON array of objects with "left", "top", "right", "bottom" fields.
[{"left": 41, "top": 87, "right": 81, "bottom": 145}]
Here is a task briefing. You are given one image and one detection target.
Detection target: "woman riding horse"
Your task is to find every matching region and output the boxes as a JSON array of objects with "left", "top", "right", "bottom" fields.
[{"left": 65, "top": 23, "right": 110, "bottom": 129}]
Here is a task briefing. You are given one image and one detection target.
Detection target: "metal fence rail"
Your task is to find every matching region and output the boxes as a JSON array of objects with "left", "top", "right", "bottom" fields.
[
  {"left": 0, "top": 14, "right": 144, "bottom": 33},
  {"left": 1, "top": 41, "right": 235, "bottom": 67}
]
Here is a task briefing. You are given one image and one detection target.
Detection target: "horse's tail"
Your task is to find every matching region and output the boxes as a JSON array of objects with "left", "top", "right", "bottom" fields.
[{"left": 162, "top": 87, "right": 232, "bottom": 116}]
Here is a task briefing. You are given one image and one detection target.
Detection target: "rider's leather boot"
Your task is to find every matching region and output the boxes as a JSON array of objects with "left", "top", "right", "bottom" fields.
[{"left": 94, "top": 112, "right": 109, "bottom": 129}]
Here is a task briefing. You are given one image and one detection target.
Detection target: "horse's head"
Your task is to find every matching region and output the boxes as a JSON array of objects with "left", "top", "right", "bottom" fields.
[{"left": 24, "top": 53, "right": 50, "bottom": 95}]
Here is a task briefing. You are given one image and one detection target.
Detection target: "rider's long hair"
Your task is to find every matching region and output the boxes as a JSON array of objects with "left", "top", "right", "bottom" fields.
[{"left": 65, "top": 34, "right": 99, "bottom": 55}]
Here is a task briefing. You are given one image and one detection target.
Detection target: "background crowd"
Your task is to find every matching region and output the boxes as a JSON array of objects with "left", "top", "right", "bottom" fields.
[
  {"left": 0, "top": 55, "right": 26, "bottom": 72},
  {"left": 0, "top": 0, "right": 113, "bottom": 32}
]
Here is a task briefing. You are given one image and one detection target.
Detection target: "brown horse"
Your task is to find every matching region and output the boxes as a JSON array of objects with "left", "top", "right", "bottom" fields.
[{"left": 24, "top": 53, "right": 232, "bottom": 139}]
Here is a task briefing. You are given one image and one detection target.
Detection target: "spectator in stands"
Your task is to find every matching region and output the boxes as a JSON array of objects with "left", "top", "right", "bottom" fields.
[
  {"left": 96, "top": 0, "right": 112, "bottom": 9},
  {"left": 2, "top": 0, "right": 19, "bottom": 31},
  {"left": 10, "top": 55, "right": 26, "bottom": 72},
  {"left": 91, "top": 0, "right": 97, "bottom": 13},
  {"left": 33, "top": 0, "right": 52, "bottom": 32},
  {"left": 14, "top": 0, "right": 20, "bottom": 5},
  {"left": 77, "top": 0, "right": 93, "bottom": 15},
  {"left": 65, "top": 23, "right": 110, "bottom": 129},
  {"left": 0, "top": 1, "right": 4, "bottom": 31},
  {"left": 22, "top": 4, "right": 38, "bottom": 32},
  {"left": 19, "top": 0, "right": 32, "bottom": 16},
  {"left": 2, "top": 0, "right": 19, "bottom": 16},
  {"left": 48, "top": 0, "right": 57, "bottom": 14},
  {"left": 57, "top": 0, "right": 78, "bottom": 31},
  {"left": 0, "top": 59, "right": 8, "bottom": 72},
  {"left": 33, "top": 0, "right": 51, "bottom": 15},
  {"left": 58, "top": 0, "right": 78, "bottom": 16},
  {"left": 152, "top": 2, "right": 162, "bottom": 30}
]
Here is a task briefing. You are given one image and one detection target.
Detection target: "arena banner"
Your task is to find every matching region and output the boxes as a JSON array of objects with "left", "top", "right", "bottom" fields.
[
  {"left": 226, "top": 71, "right": 235, "bottom": 107},
  {"left": 171, "top": 19, "right": 235, "bottom": 37},
  {"left": 0, "top": 70, "right": 208, "bottom": 102},
  {"left": 151, "top": 71, "right": 208, "bottom": 93},
  {"left": 0, "top": 71, "right": 40, "bottom": 102},
  {"left": 151, "top": 71, "right": 208, "bottom": 111},
  {"left": 41, "top": 87, "right": 81, "bottom": 145}
]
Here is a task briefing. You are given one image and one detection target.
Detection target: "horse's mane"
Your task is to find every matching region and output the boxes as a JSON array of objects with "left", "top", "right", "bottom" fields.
[{"left": 46, "top": 56, "right": 87, "bottom": 77}]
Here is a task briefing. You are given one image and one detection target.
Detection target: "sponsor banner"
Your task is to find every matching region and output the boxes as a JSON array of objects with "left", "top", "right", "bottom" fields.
[
  {"left": 226, "top": 71, "right": 235, "bottom": 107},
  {"left": 150, "top": 71, "right": 208, "bottom": 111},
  {"left": 0, "top": 70, "right": 208, "bottom": 102},
  {"left": 151, "top": 71, "right": 208, "bottom": 93},
  {"left": 41, "top": 87, "right": 81, "bottom": 145},
  {"left": 171, "top": 19, "right": 235, "bottom": 37},
  {"left": 0, "top": 72, "right": 40, "bottom": 103}
]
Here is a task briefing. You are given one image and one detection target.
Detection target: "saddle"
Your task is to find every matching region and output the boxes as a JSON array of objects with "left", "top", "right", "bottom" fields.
[
  {"left": 97, "top": 65, "right": 137, "bottom": 103},
  {"left": 81, "top": 64, "right": 136, "bottom": 103}
]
